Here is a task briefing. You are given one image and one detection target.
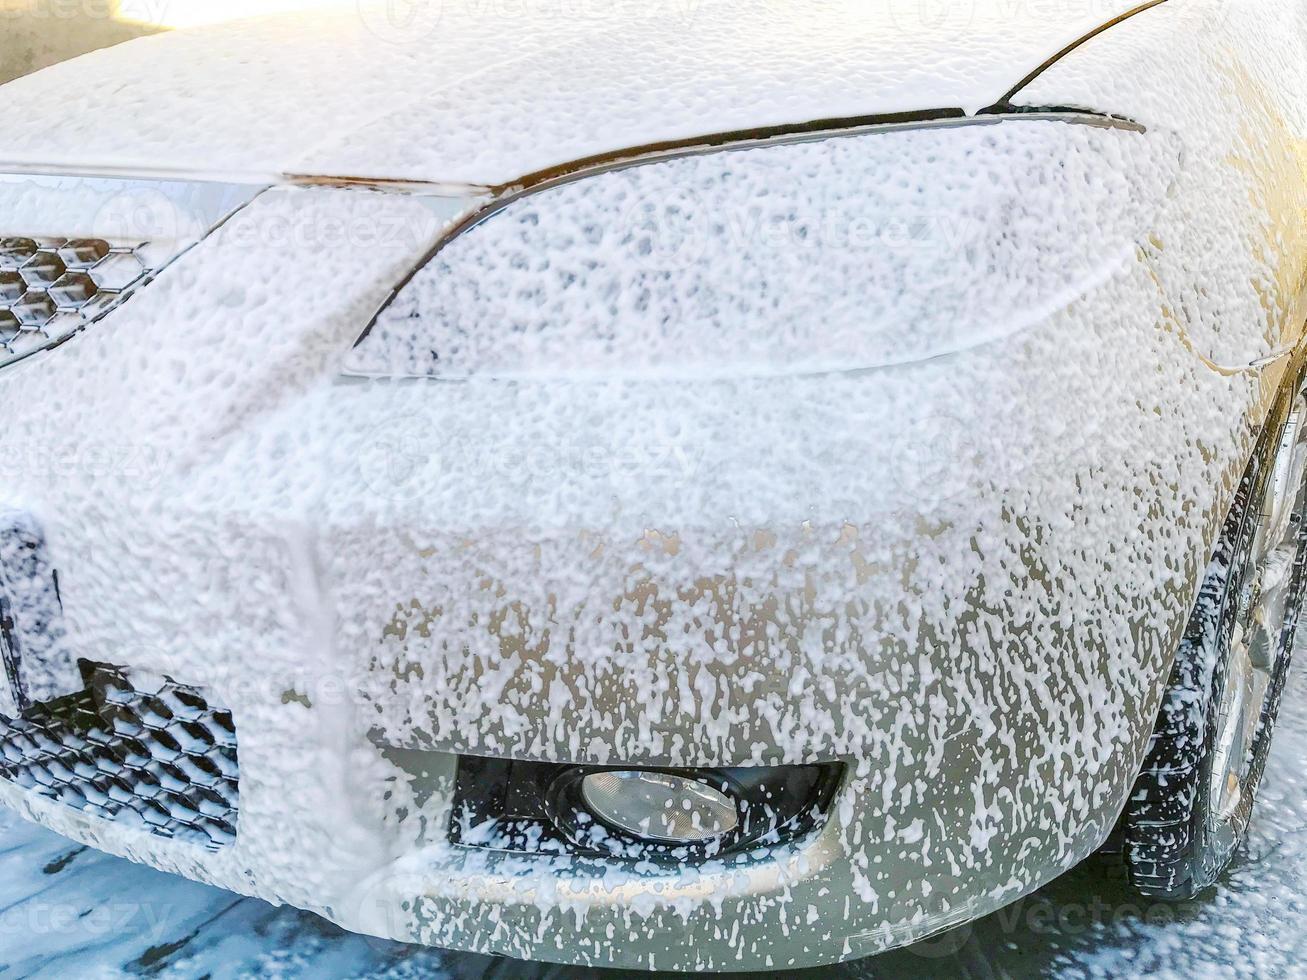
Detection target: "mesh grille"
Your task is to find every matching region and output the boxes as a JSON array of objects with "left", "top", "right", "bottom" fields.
[
  {"left": 0, "top": 663, "right": 239, "bottom": 850},
  {"left": 0, "top": 237, "right": 155, "bottom": 367}
]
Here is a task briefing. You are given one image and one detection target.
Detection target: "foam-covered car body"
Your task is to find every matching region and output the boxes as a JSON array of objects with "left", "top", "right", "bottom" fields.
[{"left": 0, "top": 0, "right": 1304, "bottom": 971}]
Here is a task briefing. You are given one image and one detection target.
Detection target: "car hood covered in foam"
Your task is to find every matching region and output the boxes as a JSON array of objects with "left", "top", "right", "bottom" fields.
[{"left": 0, "top": 0, "right": 1148, "bottom": 187}]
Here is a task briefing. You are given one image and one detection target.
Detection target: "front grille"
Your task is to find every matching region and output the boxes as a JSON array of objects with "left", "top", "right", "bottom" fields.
[
  {"left": 0, "top": 237, "right": 156, "bottom": 368},
  {"left": 0, "top": 662, "right": 239, "bottom": 850}
]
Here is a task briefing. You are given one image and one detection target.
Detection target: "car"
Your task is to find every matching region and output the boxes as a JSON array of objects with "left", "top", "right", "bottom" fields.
[{"left": 0, "top": 0, "right": 1304, "bottom": 972}]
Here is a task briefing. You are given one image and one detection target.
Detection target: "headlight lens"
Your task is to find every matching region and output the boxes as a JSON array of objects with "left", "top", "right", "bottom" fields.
[{"left": 346, "top": 116, "right": 1178, "bottom": 381}]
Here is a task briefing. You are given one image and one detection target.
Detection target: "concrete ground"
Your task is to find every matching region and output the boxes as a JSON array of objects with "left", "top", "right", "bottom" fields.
[{"left": 0, "top": 2, "right": 158, "bottom": 86}]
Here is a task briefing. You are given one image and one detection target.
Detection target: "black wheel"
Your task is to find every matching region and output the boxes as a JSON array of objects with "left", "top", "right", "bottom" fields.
[{"left": 1123, "top": 379, "right": 1307, "bottom": 900}]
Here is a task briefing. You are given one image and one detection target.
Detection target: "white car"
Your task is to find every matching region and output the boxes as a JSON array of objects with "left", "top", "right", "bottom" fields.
[{"left": 0, "top": 0, "right": 1305, "bottom": 972}]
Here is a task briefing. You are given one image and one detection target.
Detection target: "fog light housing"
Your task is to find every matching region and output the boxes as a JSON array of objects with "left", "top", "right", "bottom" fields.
[
  {"left": 446, "top": 755, "right": 843, "bottom": 859},
  {"left": 579, "top": 770, "right": 739, "bottom": 844}
]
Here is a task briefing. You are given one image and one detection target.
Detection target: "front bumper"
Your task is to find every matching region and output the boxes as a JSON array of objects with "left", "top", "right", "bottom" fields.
[{"left": 0, "top": 172, "right": 1275, "bottom": 970}]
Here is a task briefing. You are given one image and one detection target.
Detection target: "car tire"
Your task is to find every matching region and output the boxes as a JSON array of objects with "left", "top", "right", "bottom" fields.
[{"left": 1124, "top": 373, "right": 1307, "bottom": 900}]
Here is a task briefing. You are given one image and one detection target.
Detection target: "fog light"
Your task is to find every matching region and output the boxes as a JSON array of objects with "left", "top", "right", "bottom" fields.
[
  {"left": 580, "top": 770, "right": 738, "bottom": 843},
  {"left": 450, "top": 758, "right": 843, "bottom": 858}
]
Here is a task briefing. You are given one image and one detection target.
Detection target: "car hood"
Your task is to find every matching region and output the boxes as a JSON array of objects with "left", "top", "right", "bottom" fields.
[{"left": 0, "top": 1, "right": 1144, "bottom": 188}]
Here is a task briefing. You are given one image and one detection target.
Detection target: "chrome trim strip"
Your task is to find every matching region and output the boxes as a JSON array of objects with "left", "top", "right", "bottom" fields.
[{"left": 0, "top": 162, "right": 492, "bottom": 199}]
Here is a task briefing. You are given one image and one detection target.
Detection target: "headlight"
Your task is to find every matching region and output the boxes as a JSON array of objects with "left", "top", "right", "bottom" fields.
[
  {"left": 345, "top": 115, "right": 1179, "bottom": 381},
  {"left": 0, "top": 174, "right": 261, "bottom": 372}
]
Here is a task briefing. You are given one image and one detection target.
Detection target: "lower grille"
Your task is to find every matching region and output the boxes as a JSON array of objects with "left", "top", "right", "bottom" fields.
[{"left": 0, "top": 662, "right": 239, "bottom": 850}]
